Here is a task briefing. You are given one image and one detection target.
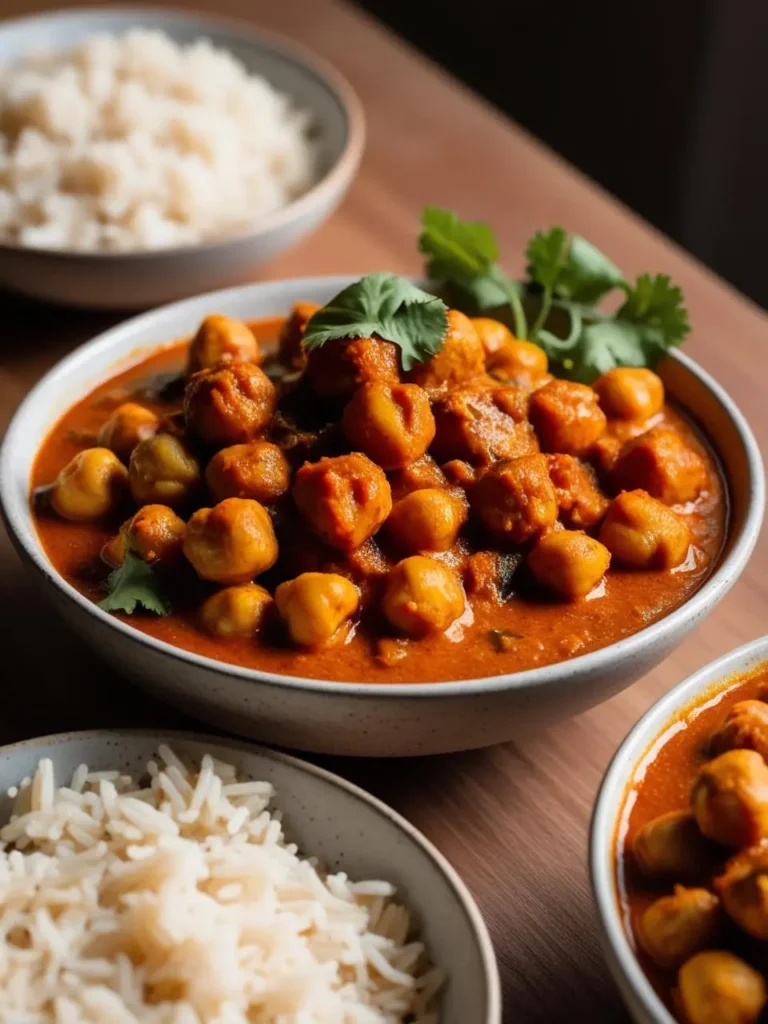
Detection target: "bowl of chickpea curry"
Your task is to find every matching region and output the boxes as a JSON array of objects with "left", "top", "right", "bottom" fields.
[
  {"left": 591, "top": 638, "right": 768, "bottom": 1024},
  {"left": 0, "top": 210, "right": 763, "bottom": 756}
]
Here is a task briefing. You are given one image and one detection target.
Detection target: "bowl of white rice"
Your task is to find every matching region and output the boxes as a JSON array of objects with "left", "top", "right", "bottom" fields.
[
  {"left": 0, "top": 729, "right": 500, "bottom": 1022},
  {"left": 0, "top": 8, "right": 364, "bottom": 309}
]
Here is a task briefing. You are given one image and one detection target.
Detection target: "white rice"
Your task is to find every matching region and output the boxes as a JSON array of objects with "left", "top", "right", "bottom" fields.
[
  {"left": 0, "top": 750, "right": 441, "bottom": 1022},
  {"left": 0, "top": 29, "right": 317, "bottom": 252}
]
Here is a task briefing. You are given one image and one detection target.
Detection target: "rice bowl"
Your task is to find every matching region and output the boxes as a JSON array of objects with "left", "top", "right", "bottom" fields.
[
  {"left": 0, "top": 10, "right": 363, "bottom": 307},
  {"left": 0, "top": 28, "right": 318, "bottom": 252},
  {"left": 0, "top": 730, "right": 500, "bottom": 1022}
]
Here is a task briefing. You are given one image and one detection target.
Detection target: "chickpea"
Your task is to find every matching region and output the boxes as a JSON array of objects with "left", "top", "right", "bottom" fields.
[
  {"left": 293, "top": 453, "right": 392, "bottom": 551},
  {"left": 341, "top": 382, "right": 435, "bottom": 470},
  {"left": 598, "top": 489, "right": 691, "bottom": 569},
  {"left": 103, "top": 504, "right": 185, "bottom": 567},
  {"left": 470, "top": 317, "right": 514, "bottom": 357},
  {"left": 488, "top": 338, "right": 549, "bottom": 388},
  {"left": 200, "top": 583, "right": 272, "bottom": 638},
  {"left": 205, "top": 441, "right": 291, "bottom": 505},
  {"left": 528, "top": 379, "right": 607, "bottom": 455},
  {"left": 594, "top": 367, "right": 664, "bottom": 421},
  {"left": 50, "top": 448, "right": 128, "bottom": 521},
  {"left": 470, "top": 453, "right": 558, "bottom": 544},
  {"left": 278, "top": 301, "right": 320, "bottom": 371},
  {"left": 716, "top": 843, "right": 768, "bottom": 940},
  {"left": 406, "top": 310, "right": 485, "bottom": 395},
  {"left": 691, "top": 749, "right": 768, "bottom": 848},
  {"left": 187, "top": 314, "right": 259, "bottom": 373},
  {"left": 307, "top": 336, "right": 400, "bottom": 400},
  {"left": 431, "top": 381, "right": 539, "bottom": 465},
  {"left": 385, "top": 488, "right": 468, "bottom": 554},
  {"left": 97, "top": 402, "right": 159, "bottom": 460},
  {"left": 184, "top": 362, "right": 276, "bottom": 448},
  {"left": 389, "top": 454, "right": 448, "bottom": 501},
  {"left": 382, "top": 556, "right": 465, "bottom": 637},
  {"left": 528, "top": 530, "right": 611, "bottom": 600},
  {"left": 633, "top": 811, "right": 718, "bottom": 880},
  {"left": 546, "top": 454, "right": 609, "bottom": 530},
  {"left": 678, "top": 951, "right": 766, "bottom": 1024},
  {"left": 275, "top": 572, "right": 360, "bottom": 648},
  {"left": 711, "top": 701, "right": 768, "bottom": 762},
  {"left": 613, "top": 427, "right": 708, "bottom": 505},
  {"left": 636, "top": 886, "right": 721, "bottom": 969},
  {"left": 183, "top": 497, "right": 278, "bottom": 584},
  {"left": 129, "top": 434, "right": 201, "bottom": 508}
]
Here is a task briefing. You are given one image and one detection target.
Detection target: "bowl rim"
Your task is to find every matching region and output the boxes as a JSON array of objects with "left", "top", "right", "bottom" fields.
[
  {"left": 0, "top": 5, "right": 365, "bottom": 260},
  {"left": 588, "top": 634, "right": 768, "bottom": 1024},
  {"left": 0, "top": 273, "right": 764, "bottom": 697},
  {"left": 0, "top": 725, "right": 502, "bottom": 1022}
]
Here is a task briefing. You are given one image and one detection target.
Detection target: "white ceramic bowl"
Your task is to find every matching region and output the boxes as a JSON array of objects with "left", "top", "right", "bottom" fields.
[
  {"left": 0, "top": 276, "right": 764, "bottom": 757},
  {"left": 590, "top": 635, "right": 768, "bottom": 1024},
  {"left": 0, "top": 8, "right": 364, "bottom": 309},
  {"left": 0, "top": 727, "right": 500, "bottom": 1022}
]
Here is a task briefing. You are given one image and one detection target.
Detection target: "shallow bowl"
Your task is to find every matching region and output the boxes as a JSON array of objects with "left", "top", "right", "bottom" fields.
[
  {"left": 0, "top": 8, "right": 364, "bottom": 309},
  {"left": 0, "top": 727, "right": 500, "bottom": 1022},
  {"left": 590, "top": 635, "right": 768, "bottom": 1023},
  {"left": 0, "top": 275, "right": 764, "bottom": 756}
]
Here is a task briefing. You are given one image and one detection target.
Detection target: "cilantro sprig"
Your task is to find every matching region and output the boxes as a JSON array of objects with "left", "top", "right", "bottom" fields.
[
  {"left": 417, "top": 207, "right": 527, "bottom": 339},
  {"left": 419, "top": 208, "right": 690, "bottom": 383},
  {"left": 303, "top": 272, "right": 449, "bottom": 372},
  {"left": 98, "top": 551, "right": 171, "bottom": 616}
]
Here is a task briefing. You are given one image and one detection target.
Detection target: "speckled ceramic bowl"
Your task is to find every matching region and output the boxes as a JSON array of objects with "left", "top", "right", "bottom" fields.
[
  {"left": 589, "top": 636, "right": 768, "bottom": 1024},
  {"left": 0, "top": 728, "right": 500, "bottom": 1023},
  {"left": 0, "top": 8, "right": 364, "bottom": 309},
  {"left": 0, "top": 276, "right": 763, "bottom": 756}
]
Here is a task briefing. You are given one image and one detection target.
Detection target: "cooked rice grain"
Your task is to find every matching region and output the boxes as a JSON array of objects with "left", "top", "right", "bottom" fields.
[
  {"left": 0, "top": 750, "right": 441, "bottom": 1022},
  {"left": 0, "top": 29, "right": 317, "bottom": 251}
]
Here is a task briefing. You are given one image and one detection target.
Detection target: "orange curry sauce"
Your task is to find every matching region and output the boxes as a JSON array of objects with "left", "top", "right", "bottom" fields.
[
  {"left": 615, "top": 666, "right": 768, "bottom": 1018},
  {"left": 31, "top": 318, "right": 727, "bottom": 683}
]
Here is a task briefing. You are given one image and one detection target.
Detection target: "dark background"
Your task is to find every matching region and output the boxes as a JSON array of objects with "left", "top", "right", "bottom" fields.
[{"left": 354, "top": 0, "right": 768, "bottom": 310}]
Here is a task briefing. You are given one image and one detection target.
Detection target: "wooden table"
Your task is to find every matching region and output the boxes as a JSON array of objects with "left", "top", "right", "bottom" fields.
[{"left": 2, "top": 1, "right": 767, "bottom": 1020}]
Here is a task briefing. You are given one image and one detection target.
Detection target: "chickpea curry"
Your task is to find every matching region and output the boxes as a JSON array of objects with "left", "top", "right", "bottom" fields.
[
  {"left": 617, "top": 665, "right": 768, "bottom": 1024},
  {"left": 31, "top": 270, "right": 726, "bottom": 683}
]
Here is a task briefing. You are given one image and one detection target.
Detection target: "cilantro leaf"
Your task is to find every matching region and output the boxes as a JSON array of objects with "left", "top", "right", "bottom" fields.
[
  {"left": 419, "top": 205, "right": 499, "bottom": 278},
  {"left": 303, "top": 272, "right": 449, "bottom": 372},
  {"left": 543, "top": 274, "right": 690, "bottom": 383},
  {"left": 617, "top": 273, "right": 690, "bottom": 351},
  {"left": 98, "top": 551, "right": 171, "bottom": 616},
  {"left": 526, "top": 227, "right": 625, "bottom": 314},
  {"left": 525, "top": 226, "right": 570, "bottom": 293},
  {"left": 419, "top": 207, "right": 528, "bottom": 338},
  {"left": 555, "top": 235, "right": 625, "bottom": 304}
]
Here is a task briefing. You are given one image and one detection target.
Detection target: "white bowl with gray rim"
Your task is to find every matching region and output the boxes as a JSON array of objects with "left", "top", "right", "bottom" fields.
[
  {"left": 589, "top": 635, "right": 768, "bottom": 1023},
  {"left": 0, "top": 727, "right": 501, "bottom": 1022},
  {"left": 0, "top": 275, "right": 763, "bottom": 757},
  {"left": 0, "top": 8, "right": 364, "bottom": 309}
]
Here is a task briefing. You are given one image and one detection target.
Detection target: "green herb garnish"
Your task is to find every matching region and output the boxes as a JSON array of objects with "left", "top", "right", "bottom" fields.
[
  {"left": 98, "top": 551, "right": 171, "bottom": 616},
  {"left": 488, "top": 628, "right": 525, "bottom": 652},
  {"left": 420, "top": 207, "right": 690, "bottom": 383},
  {"left": 418, "top": 206, "right": 527, "bottom": 339},
  {"left": 303, "top": 272, "right": 449, "bottom": 372}
]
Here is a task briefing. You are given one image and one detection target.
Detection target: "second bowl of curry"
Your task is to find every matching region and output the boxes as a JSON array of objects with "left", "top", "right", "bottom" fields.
[
  {"left": 0, "top": 276, "right": 763, "bottom": 755},
  {"left": 591, "top": 637, "right": 768, "bottom": 1024}
]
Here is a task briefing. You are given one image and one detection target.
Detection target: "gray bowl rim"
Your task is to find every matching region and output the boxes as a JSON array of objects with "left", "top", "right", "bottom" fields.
[
  {"left": 588, "top": 634, "right": 768, "bottom": 1024},
  {"left": 0, "top": 6, "right": 365, "bottom": 260},
  {"left": 0, "top": 725, "right": 501, "bottom": 1022},
  {"left": 0, "top": 273, "right": 764, "bottom": 697}
]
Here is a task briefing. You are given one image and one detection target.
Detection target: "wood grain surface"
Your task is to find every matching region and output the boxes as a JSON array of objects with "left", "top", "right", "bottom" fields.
[{"left": 1, "top": 1, "right": 767, "bottom": 1020}]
